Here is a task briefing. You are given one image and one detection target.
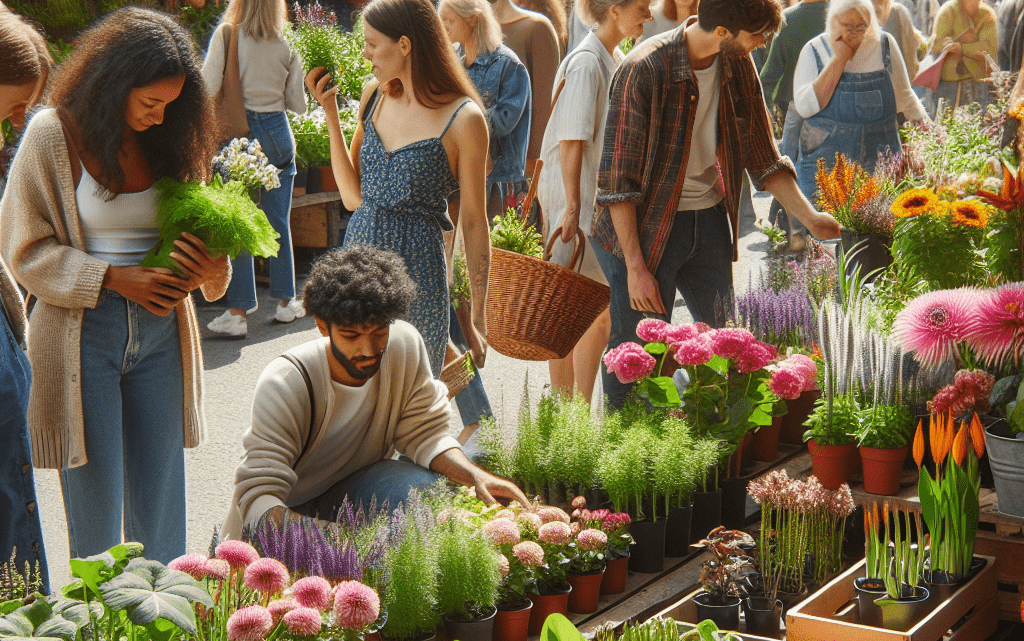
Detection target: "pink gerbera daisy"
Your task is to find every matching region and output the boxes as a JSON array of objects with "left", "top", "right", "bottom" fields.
[
  {"left": 968, "top": 285, "right": 1024, "bottom": 366},
  {"left": 168, "top": 554, "right": 208, "bottom": 581},
  {"left": 893, "top": 289, "right": 980, "bottom": 366},
  {"left": 243, "top": 557, "right": 290, "bottom": 595},
  {"left": 215, "top": 540, "right": 259, "bottom": 569},
  {"left": 332, "top": 581, "right": 380, "bottom": 631},
  {"left": 226, "top": 606, "right": 273, "bottom": 641}
]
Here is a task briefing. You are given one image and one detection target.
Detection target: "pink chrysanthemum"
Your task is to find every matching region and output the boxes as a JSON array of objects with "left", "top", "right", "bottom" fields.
[
  {"left": 769, "top": 367, "right": 803, "bottom": 400},
  {"left": 571, "top": 495, "right": 588, "bottom": 509},
  {"left": 538, "top": 521, "right": 572, "bottom": 545},
  {"left": 205, "top": 559, "right": 231, "bottom": 581},
  {"left": 283, "top": 607, "right": 323, "bottom": 637},
  {"left": 577, "top": 529, "right": 608, "bottom": 551},
  {"left": 226, "top": 605, "right": 273, "bottom": 641},
  {"left": 498, "top": 554, "right": 510, "bottom": 576},
  {"left": 537, "top": 506, "right": 570, "bottom": 524},
  {"left": 268, "top": 598, "right": 298, "bottom": 621},
  {"left": 168, "top": 554, "right": 208, "bottom": 581},
  {"left": 512, "top": 541, "right": 545, "bottom": 566},
  {"left": 332, "top": 581, "right": 380, "bottom": 631},
  {"left": 734, "top": 342, "right": 777, "bottom": 374},
  {"left": 671, "top": 334, "right": 714, "bottom": 366},
  {"left": 292, "top": 576, "right": 334, "bottom": 610},
  {"left": 243, "top": 557, "right": 290, "bottom": 595},
  {"left": 710, "top": 328, "right": 756, "bottom": 360},
  {"left": 782, "top": 354, "right": 818, "bottom": 392},
  {"left": 517, "top": 512, "right": 543, "bottom": 530},
  {"left": 482, "top": 518, "right": 521, "bottom": 545},
  {"left": 894, "top": 289, "right": 980, "bottom": 365},
  {"left": 216, "top": 539, "right": 259, "bottom": 569},
  {"left": 968, "top": 285, "right": 1024, "bottom": 366},
  {"left": 636, "top": 318, "right": 672, "bottom": 343},
  {"left": 665, "top": 324, "right": 699, "bottom": 344},
  {"left": 603, "top": 342, "right": 656, "bottom": 384}
]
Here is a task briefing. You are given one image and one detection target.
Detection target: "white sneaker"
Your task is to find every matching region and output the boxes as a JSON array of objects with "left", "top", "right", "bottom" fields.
[
  {"left": 207, "top": 310, "right": 247, "bottom": 336},
  {"left": 275, "top": 298, "right": 307, "bottom": 323}
]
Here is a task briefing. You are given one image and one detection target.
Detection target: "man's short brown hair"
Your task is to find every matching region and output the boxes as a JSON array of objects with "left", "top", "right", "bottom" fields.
[{"left": 697, "top": 0, "right": 784, "bottom": 36}]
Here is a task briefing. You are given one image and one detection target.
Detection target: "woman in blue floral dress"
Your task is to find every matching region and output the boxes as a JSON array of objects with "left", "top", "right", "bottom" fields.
[{"left": 306, "top": 0, "right": 491, "bottom": 376}]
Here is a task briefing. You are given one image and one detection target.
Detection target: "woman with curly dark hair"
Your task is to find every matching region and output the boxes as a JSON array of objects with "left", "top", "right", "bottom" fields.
[{"left": 0, "top": 6, "right": 229, "bottom": 563}]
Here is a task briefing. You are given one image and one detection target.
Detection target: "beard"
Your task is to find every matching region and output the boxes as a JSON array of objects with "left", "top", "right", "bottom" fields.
[
  {"left": 329, "top": 335, "right": 386, "bottom": 380},
  {"left": 720, "top": 37, "right": 751, "bottom": 58}
]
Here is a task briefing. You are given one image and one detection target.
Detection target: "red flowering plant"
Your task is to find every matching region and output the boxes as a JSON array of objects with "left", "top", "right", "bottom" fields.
[
  {"left": 600, "top": 512, "right": 634, "bottom": 560},
  {"left": 603, "top": 321, "right": 785, "bottom": 478}
]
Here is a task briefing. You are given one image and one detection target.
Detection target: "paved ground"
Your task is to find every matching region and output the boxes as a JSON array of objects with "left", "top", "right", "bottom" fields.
[{"left": 34, "top": 191, "right": 779, "bottom": 587}]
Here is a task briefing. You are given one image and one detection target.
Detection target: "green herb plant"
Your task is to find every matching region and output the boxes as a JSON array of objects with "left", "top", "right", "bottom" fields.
[
  {"left": 435, "top": 521, "right": 500, "bottom": 621},
  {"left": 855, "top": 402, "right": 915, "bottom": 449},
  {"left": 490, "top": 207, "right": 543, "bottom": 257},
  {"left": 803, "top": 392, "right": 858, "bottom": 445},
  {"left": 0, "top": 548, "right": 43, "bottom": 604},
  {"left": 382, "top": 518, "right": 440, "bottom": 640}
]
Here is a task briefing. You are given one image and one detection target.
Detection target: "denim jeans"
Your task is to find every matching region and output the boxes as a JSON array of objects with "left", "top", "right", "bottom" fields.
[
  {"left": 449, "top": 305, "right": 492, "bottom": 427},
  {"left": 593, "top": 203, "right": 734, "bottom": 409},
  {"left": 769, "top": 103, "right": 807, "bottom": 236},
  {"left": 61, "top": 290, "right": 186, "bottom": 564},
  {"left": 225, "top": 111, "right": 298, "bottom": 309},
  {"left": 0, "top": 306, "right": 48, "bottom": 590},
  {"left": 292, "top": 459, "right": 442, "bottom": 520}
]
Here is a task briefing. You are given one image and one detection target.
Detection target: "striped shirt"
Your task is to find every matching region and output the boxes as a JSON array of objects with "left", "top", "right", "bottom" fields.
[{"left": 593, "top": 20, "right": 796, "bottom": 269}]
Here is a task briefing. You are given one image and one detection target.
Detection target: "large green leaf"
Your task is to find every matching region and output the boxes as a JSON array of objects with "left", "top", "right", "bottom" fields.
[
  {"left": 539, "top": 613, "right": 584, "bottom": 641},
  {"left": 48, "top": 596, "right": 103, "bottom": 629},
  {"left": 98, "top": 559, "right": 213, "bottom": 634},
  {"left": 68, "top": 544, "right": 138, "bottom": 600},
  {"left": 637, "top": 376, "right": 681, "bottom": 407},
  {"left": 0, "top": 599, "right": 78, "bottom": 641},
  {"left": 644, "top": 342, "right": 667, "bottom": 355},
  {"left": 918, "top": 471, "right": 939, "bottom": 532}
]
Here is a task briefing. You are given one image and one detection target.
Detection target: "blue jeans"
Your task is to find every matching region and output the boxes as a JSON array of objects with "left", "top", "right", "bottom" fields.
[
  {"left": 449, "top": 305, "right": 492, "bottom": 427},
  {"left": 225, "top": 111, "right": 298, "bottom": 309},
  {"left": 593, "top": 203, "right": 734, "bottom": 409},
  {"left": 61, "top": 290, "right": 186, "bottom": 563},
  {"left": 0, "top": 305, "right": 48, "bottom": 590},
  {"left": 769, "top": 103, "right": 807, "bottom": 236},
  {"left": 292, "top": 459, "right": 442, "bottom": 519}
]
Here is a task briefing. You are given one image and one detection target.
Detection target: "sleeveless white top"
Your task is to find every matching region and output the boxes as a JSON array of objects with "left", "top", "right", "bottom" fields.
[{"left": 77, "top": 165, "right": 161, "bottom": 266}]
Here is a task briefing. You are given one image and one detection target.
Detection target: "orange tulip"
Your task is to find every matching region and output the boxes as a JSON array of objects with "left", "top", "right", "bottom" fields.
[
  {"left": 970, "top": 413, "right": 986, "bottom": 458},
  {"left": 928, "top": 412, "right": 940, "bottom": 463},
  {"left": 953, "top": 423, "right": 968, "bottom": 466},
  {"left": 913, "top": 419, "right": 925, "bottom": 469}
]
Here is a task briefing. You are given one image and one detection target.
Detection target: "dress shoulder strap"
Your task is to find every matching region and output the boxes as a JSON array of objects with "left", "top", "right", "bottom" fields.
[{"left": 440, "top": 99, "right": 473, "bottom": 138}]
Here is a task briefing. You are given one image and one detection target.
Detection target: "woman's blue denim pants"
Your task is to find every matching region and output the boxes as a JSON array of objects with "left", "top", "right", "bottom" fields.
[
  {"left": 60, "top": 290, "right": 186, "bottom": 564},
  {"left": 225, "top": 110, "right": 298, "bottom": 309},
  {"left": 1, "top": 306, "right": 49, "bottom": 590}
]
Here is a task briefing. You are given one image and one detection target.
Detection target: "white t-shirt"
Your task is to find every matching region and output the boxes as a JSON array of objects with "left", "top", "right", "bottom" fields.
[
  {"left": 792, "top": 32, "right": 927, "bottom": 122},
  {"left": 676, "top": 57, "right": 723, "bottom": 211}
]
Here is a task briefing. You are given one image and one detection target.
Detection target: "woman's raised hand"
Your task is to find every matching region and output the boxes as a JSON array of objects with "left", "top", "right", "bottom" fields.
[
  {"left": 169, "top": 232, "right": 230, "bottom": 292},
  {"left": 304, "top": 68, "right": 339, "bottom": 114}
]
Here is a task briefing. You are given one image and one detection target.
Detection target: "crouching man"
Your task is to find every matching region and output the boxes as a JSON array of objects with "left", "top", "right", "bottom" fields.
[{"left": 222, "top": 245, "right": 528, "bottom": 539}]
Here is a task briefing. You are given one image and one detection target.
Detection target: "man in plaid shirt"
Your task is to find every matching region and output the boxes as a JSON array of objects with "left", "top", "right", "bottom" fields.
[{"left": 592, "top": 0, "right": 840, "bottom": 408}]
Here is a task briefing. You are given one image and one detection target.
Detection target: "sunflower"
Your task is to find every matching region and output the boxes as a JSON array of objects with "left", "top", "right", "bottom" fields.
[
  {"left": 892, "top": 188, "right": 939, "bottom": 218},
  {"left": 949, "top": 200, "right": 990, "bottom": 228}
]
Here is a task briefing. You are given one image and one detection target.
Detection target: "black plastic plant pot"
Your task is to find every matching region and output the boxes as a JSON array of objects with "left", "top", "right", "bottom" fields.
[
  {"left": 876, "top": 586, "right": 931, "bottom": 631},
  {"left": 854, "top": 577, "right": 887, "bottom": 627},
  {"left": 692, "top": 592, "right": 741, "bottom": 631},
  {"left": 742, "top": 597, "right": 782, "bottom": 637},
  {"left": 922, "top": 556, "right": 988, "bottom": 606},
  {"left": 665, "top": 505, "right": 693, "bottom": 557},
  {"left": 293, "top": 166, "right": 308, "bottom": 191},
  {"left": 720, "top": 477, "right": 748, "bottom": 530},
  {"left": 742, "top": 573, "right": 764, "bottom": 598},
  {"left": 689, "top": 489, "right": 723, "bottom": 545},
  {"left": 304, "top": 165, "right": 322, "bottom": 193},
  {"left": 628, "top": 519, "right": 666, "bottom": 574},
  {"left": 443, "top": 606, "right": 496, "bottom": 641}
]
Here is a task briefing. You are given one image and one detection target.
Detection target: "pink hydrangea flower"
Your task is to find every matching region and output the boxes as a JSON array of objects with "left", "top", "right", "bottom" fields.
[
  {"left": 671, "top": 334, "right": 714, "bottom": 366},
  {"left": 571, "top": 496, "right": 588, "bottom": 509},
  {"left": 205, "top": 559, "right": 231, "bottom": 581},
  {"left": 292, "top": 576, "right": 333, "bottom": 610},
  {"left": 603, "top": 342, "right": 656, "bottom": 384},
  {"left": 710, "top": 328, "right": 756, "bottom": 359},
  {"left": 482, "top": 518, "right": 521, "bottom": 545},
  {"left": 782, "top": 354, "right": 818, "bottom": 392},
  {"left": 498, "top": 554, "right": 510, "bottom": 576},
  {"left": 168, "top": 554, "right": 208, "bottom": 581},
  {"left": 590, "top": 509, "right": 610, "bottom": 522},
  {"left": 517, "top": 512, "right": 543, "bottom": 530},
  {"left": 216, "top": 540, "right": 259, "bottom": 569},
  {"left": 769, "top": 367, "right": 803, "bottom": 400},
  {"left": 665, "top": 324, "right": 699, "bottom": 344},
  {"left": 268, "top": 598, "right": 298, "bottom": 621},
  {"left": 243, "top": 557, "right": 290, "bottom": 595},
  {"left": 734, "top": 342, "right": 777, "bottom": 374},
  {"left": 512, "top": 541, "right": 545, "bottom": 566},
  {"left": 693, "top": 322, "right": 713, "bottom": 334},
  {"left": 283, "top": 607, "right": 323, "bottom": 637},
  {"left": 538, "top": 521, "right": 572, "bottom": 545},
  {"left": 636, "top": 319, "right": 671, "bottom": 342},
  {"left": 569, "top": 522, "right": 581, "bottom": 536},
  {"left": 577, "top": 529, "right": 608, "bottom": 551},
  {"left": 227, "top": 605, "right": 273, "bottom": 641},
  {"left": 332, "top": 581, "right": 380, "bottom": 631},
  {"left": 537, "top": 506, "right": 570, "bottom": 524},
  {"left": 603, "top": 513, "right": 631, "bottom": 530}
]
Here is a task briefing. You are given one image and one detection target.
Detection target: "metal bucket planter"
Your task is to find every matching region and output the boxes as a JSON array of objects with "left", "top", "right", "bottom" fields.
[
  {"left": 984, "top": 421, "right": 1024, "bottom": 516},
  {"left": 876, "top": 586, "right": 931, "bottom": 631}
]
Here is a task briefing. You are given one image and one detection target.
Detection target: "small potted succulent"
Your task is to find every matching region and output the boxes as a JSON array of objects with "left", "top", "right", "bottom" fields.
[
  {"left": 693, "top": 527, "right": 754, "bottom": 630},
  {"left": 565, "top": 528, "right": 607, "bottom": 614},
  {"left": 436, "top": 519, "right": 501, "bottom": 641}
]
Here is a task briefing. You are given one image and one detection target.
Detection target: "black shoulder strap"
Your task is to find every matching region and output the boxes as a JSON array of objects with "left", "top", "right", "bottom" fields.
[
  {"left": 362, "top": 86, "right": 382, "bottom": 127},
  {"left": 280, "top": 353, "right": 318, "bottom": 470}
]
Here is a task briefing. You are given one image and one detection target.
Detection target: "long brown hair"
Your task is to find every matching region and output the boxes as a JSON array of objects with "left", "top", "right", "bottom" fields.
[{"left": 362, "top": 0, "right": 483, "bottom": 112}]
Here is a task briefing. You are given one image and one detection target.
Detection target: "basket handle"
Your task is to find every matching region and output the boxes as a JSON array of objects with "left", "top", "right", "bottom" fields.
[
  {"left": 544, "top": 226, "right": 586, "bottom": 272},
  {"left": 519, "top": 159, "right": 544, "bottom": 223}
]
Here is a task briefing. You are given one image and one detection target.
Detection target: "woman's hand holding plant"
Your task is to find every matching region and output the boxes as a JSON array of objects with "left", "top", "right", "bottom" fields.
[
  {"left": 102, "top": 265, "right": 189, "bottom": 316},
  {"left": 305, "top": 67, "right": 340, "bottom": 118},
  {"left": 168, "top": 232, "right": 230, "bottom": 292}
]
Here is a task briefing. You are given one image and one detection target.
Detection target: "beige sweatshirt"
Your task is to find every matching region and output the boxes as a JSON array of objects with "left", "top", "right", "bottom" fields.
[
  {"left": 0, "top": 259, "right": 26, "bottom": 345},
  {"left": 0, "top": 109, "right": 228, "bottom": 470},
  {"left": 222, "top": 321, "right": 460, "bottom": 540}
]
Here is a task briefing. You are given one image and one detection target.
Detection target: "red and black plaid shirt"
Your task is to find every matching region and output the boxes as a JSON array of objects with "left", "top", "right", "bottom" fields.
[{"left": 593, "top": 21, "right": 796, "bottom": 268}]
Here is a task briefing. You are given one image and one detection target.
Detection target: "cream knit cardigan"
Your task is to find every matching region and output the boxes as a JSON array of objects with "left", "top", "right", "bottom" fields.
[{"left": 0, "top": 109, "right": 227, "bottom": 470}]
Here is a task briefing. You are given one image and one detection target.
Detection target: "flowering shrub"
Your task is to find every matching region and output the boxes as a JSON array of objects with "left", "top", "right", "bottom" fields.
[
  {"left": 568, "top": 529, "right": 607, "bottom": 574},
  {"left": 214, "top": 137, "right": 282, "bottom": 192}
]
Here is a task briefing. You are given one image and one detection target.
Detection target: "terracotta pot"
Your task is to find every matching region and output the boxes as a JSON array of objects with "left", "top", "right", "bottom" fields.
[
  {"left": 492, "top": 601, "right": 532, "bottom": 641},
  {"left": 859, "top": 445, "right": 908, "bottom": 495},
  {"left": 320, "top": 165, "right": 338, "bottom": 192},
  {"left": 779, "top": 390, "right": 820, "bottom": 444},
  {"left": 527, "top": 585, "right": 570, "bottom": 635},
  {"left": 567, "top": 568, "right": 605, "bottom": 614},
  {"left": 807, "top": 439, "right": 856, "bottom": 490},
  {"left": 753, "top": 416, "right": 782, "bottom": 462},
  {"left": 601, "top": 554, "right": 629, "bottom": 594}
]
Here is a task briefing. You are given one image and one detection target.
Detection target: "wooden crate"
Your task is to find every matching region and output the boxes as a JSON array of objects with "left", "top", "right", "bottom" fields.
[
  {"left": 785, "top": 557, "right": 997, "bottom": 641},
  {"left": 291, "top": 202, "right": 328, "bottom": 247},
  {"left": 649, "top": 589, "right": 780, "bottom": 641},
  {"left": 974, "top": 529, "right": 1024, "bottom": 621}
]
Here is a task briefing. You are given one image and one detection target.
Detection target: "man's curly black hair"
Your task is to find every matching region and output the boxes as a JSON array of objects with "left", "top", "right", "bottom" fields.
[{"left": 302, "top": 245, "right": 416, "bottom": 327}]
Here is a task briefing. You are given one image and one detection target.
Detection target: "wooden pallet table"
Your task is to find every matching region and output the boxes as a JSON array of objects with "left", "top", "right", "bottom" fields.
[{"left": 786, "top": 556, "right": 997, "bottom": 641}]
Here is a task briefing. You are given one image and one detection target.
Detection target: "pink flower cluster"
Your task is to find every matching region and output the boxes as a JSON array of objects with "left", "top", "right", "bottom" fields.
[
  {"left": 927, "top": 369, "right": 995, "bottom": 416},
  {"left": 482, "top": 518, "right": 521, "bottom": 545},
  {"left": 601, "top": 512, "right": 632, "bottom": 538},
  {"left": 603, "top": 342, "right": 656, "bottom": 384},
  {"left": 636, "top": 318, "right": 672, "bottom": 342},
  {"left": 576, "top": 529, "right": 608, "bottom": 552},
  {"left": 746, "top": 469, "right": 855, "bottom": 519},
  {"left": 672, "top": 333, "right": 714, "bottom": 366},
  {"left": 537, "top": 506, "right": 570, "bottom": 524},
  {"left": 216, "top": 540, "right": 260, "bottom": 569},
  {"left": 227, "top": 606, "right": 273, "bottom": 641},
  {"left": 538, "top": 521, "right": 572, "bottom": 545},
  {"left": 333, "top": 581, "right": 380, "bottom": 631},
  {"left": 517, "top": 512, "right": 543, "bottom": 530},
  {"left": 512, "top": 541, "right": 545, "bottom": 566},
  {"left": 167, "top": 552, "right": 243, "bottom": 582},
  {"left": 283, "top": 607, "right": 323, "bottom": 637},
  {"left": 292, "top": 576, "right": 333, "bottom": 610},
  {"left": 243, "top": 558, "right": 290, "bottom": 595},
  {"left": 770, "top": 354, "right": 818, "bottom": 400}
]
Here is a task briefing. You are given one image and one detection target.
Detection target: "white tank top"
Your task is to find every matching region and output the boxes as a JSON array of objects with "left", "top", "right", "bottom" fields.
[{"left": 77, "top": 164, "right": 161, "bottom": 266}]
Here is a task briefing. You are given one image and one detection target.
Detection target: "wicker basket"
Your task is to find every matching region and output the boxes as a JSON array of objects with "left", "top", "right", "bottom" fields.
[
  {"left": 440, "top": 350, "right": 474, "bottom": 400},
  {"left": 486, "top": 229, "right": 610, "bottom": 361}
]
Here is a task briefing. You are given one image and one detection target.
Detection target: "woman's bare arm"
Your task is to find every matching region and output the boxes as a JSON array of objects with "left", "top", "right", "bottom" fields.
[{"left": 305, "top": 69, "right": 362, "bottom": 211}]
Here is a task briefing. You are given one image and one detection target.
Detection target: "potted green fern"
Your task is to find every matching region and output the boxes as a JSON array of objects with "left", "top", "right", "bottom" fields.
[
  {"left": 381, "top": 518, "right": 440, "bottom": 641},
  {"left": 437, "top": 521, "right": 500, "bottom": 641}
]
